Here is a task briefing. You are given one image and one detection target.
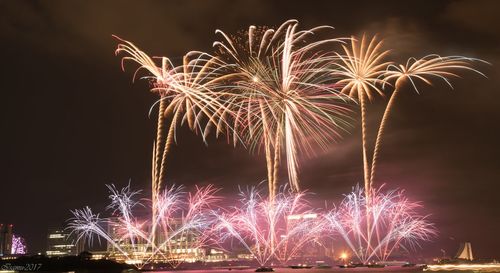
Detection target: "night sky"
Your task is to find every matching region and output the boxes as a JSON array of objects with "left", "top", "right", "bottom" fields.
[{"left": 1, "top": 0, "right": 499, "bottom": 258}]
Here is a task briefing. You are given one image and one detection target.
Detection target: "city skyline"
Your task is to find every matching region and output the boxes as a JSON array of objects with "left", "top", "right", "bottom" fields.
[{"left": 1, "top": 0, "right": 499, "bottom": 259}]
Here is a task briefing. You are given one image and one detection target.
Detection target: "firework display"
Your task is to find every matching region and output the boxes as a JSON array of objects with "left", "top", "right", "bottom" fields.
[
  {"left": 69, "top": 184, "right": 220, "bottom": 268},
  {"left": 212, "top": 186, "right": 325, "bottom": 265},
  {"left": 214, "top": 20, "right": 353, "bottom": 198},
  {"left": 66, "top": 19, "right": 487, "bottom": 267},
  {"left": 325, "top": 186, "right": 436, "bottom": 264},
  {"left": 113, "top": 23, "right": 483, "bottom": 201}
]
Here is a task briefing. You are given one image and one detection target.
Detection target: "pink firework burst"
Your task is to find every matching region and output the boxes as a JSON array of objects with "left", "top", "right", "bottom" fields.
[
  {"left": 69, "top": 184, "right": 220, "bottom": 269},
  {"left": 325, "top": 185, "right": 436, "bottom": 264},
  {"left": 212, "top": 186, "right": 326, "bottom": 266}
]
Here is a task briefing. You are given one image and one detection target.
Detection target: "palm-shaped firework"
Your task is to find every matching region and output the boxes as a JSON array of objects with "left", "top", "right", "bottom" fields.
[
  {"left": 115, "top": 38, "right": 233, "bottom": 217},
  {"left": 215, "top": 20, "right": 352, "bottom": 199},
  {"left": 370, "top": 55, "right": 487, "bottom": 185},
  {"left": 333, "top": 34, "right": 391, "bottom": 201}
]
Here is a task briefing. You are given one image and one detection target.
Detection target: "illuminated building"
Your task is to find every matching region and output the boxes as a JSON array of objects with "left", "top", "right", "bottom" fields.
[
  {"left": 205, "top": 249, "right": 229, "bottom": 262},
  {"left": 0, "top": 224, "right": 13, "bottom": 256},
  {"left": 11, "top": 234, "right": 27, "bottom": 254},
  {"left": 46, "top": 228, "right": 78, "bottom": 256},
  {"left": 455, "top": 242, "right": 474, "bottom": 261},
  {"left": 106, "top": 217, "right": 206, "bottom": 264}
]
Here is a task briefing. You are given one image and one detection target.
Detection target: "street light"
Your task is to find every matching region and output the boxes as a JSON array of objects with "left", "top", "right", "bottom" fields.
[{"left": 340, "top": 252, "right": 348, "bottom": 265}]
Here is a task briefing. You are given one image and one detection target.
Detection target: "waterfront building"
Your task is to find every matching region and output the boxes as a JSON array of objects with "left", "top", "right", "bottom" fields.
[
  {"left": 106, "top": 217, "right": 207, "bottom": 264},
  {"left": 205, "top": 249, "right": 229, "bottom": 262},
  {"left": 455, "top": 242, "right": 474, "bottom": 261},
  {"left": 0, "top": 224, "right": 13, "bottom": 256},
  {"left": 46, "top": 228, "right": 79, "bottom": 256}
]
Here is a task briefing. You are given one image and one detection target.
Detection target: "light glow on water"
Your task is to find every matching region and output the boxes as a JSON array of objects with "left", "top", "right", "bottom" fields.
[{"left": 426, "top": 264, "right": 500, "bottom": 271}]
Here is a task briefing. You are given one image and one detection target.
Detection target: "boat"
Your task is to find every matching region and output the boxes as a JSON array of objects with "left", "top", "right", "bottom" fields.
[
  {"left": 213, "top": 265, "right": 252, "bottom": 270},
  {"left": 338, "top": 262, "right": 366, "bottom": 268},
  {"left": 289, "top": 264, "right": 314, "bottom": 269},
  {"left": 316, "top": 264, "right": 332, "bottom": 269},
  {"left": 368, "top": 264, "right": 385, "bottom": 268},
  {"left": 255, "top": 266, "right": 274, "bottom": 272},
  {"left": 337, "top": 263, "right": 426, "bottom": 271}
]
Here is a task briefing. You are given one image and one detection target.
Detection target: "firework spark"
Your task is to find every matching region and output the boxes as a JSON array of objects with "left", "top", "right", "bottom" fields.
[
  {"left": 325, "top": 185, "right": 436, "bottom": 264},
  {"left": 212, "top": 186, "right": 326, "bottom": 266},
  {"left": 215, "top": 20, "right": 352, "bottom": 198},
  {"left": 69, "top": 184, "right": 220, "bottom": 269},
  {"left": 370, "top": 55, "right": 487, "bottom": 185}
]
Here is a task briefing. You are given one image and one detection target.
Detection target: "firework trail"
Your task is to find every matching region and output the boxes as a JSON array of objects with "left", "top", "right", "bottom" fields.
[
  {"left": 214, "top": 20, "right": 352, "bottom": 198},
  {"left": 69, "top": 184, "right": 220, "bottom": 269},
  {"left": 325, "top": 185, "right": 436, "bottom": 264},
  {"left": 152, "top": 52, "right": 235, "bottom": 189},
  {"left": 115, "top": 37, "right": 234, "bottom": 224},
  {"left": 370, "top": 55, "right": 487, "bottom": 185},
  {"left": 333, "top": 34, "right": 390, "bottom": 201},
  {"left": 115, "top": 37, "right": 175, "bottom": 222},
  {"left": 212, "top": 186, "right": 326, "bottom": 266}
]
